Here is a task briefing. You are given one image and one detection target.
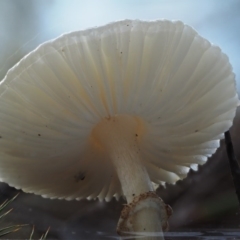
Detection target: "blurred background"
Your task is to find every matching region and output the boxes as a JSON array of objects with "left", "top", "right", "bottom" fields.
[{"left": 0, "top": 0, "right": 240, "bottom": 239}]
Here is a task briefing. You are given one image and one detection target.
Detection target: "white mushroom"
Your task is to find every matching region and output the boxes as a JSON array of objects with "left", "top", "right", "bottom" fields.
[{"left": 0, "top": 20, "right": 238, "bottom": 239}]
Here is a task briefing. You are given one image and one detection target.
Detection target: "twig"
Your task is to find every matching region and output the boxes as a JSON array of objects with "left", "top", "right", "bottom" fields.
[{"left": 224, "top": 131, "right": 240, "bottom": 204}]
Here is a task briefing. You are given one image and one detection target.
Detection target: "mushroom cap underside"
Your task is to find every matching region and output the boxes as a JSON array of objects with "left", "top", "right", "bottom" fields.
[{"left": 0, "top": 19, "right": 238, "bottom": 201}]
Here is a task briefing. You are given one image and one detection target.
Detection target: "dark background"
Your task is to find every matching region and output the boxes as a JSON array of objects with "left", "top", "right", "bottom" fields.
[{"left": 0, "top": 0, "right": 239, "bottom": 239}]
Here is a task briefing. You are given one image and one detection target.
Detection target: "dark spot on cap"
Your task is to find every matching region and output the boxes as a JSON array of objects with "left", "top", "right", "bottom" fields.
[
  {"left": 135, "top": 134, "right": 138, "bottom": 137},
  {"left": 38, "top": 134, "right": 41, "bottom": 137},
  {"left": 74, "top": 172, "right": 86, "bottom": 182},
  {"left": 195, "top": 130, "right": 198, "bottom": 132}
]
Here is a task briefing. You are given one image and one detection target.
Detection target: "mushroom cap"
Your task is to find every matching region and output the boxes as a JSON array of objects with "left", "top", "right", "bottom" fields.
[{"left": 0, "top": 20, "right": 238, "bottom": 201}]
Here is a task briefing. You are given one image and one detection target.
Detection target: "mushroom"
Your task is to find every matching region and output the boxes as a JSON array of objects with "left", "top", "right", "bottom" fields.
[{"left": 0, "top": 20, "right": 238, "bottom": 239}]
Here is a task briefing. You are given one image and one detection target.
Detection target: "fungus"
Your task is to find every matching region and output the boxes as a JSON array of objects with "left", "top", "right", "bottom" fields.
[{"left": 0, "top": 20, "right": 238, "bottom": 239}]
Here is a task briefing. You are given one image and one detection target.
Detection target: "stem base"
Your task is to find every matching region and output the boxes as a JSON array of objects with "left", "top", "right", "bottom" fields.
[{"left": 117, "top": 191, "right": 172, "bottom": 239}]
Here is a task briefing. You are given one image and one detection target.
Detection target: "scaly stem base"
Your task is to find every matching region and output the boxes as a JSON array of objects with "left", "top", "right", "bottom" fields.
[{"left": 117, "top": 192, "right": 172, "bottom": 240}]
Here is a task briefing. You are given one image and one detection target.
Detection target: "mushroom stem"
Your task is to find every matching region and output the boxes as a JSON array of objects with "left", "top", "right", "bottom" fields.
[{"left": 92, "top": 115, "right": 171, "bottom": 239}]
